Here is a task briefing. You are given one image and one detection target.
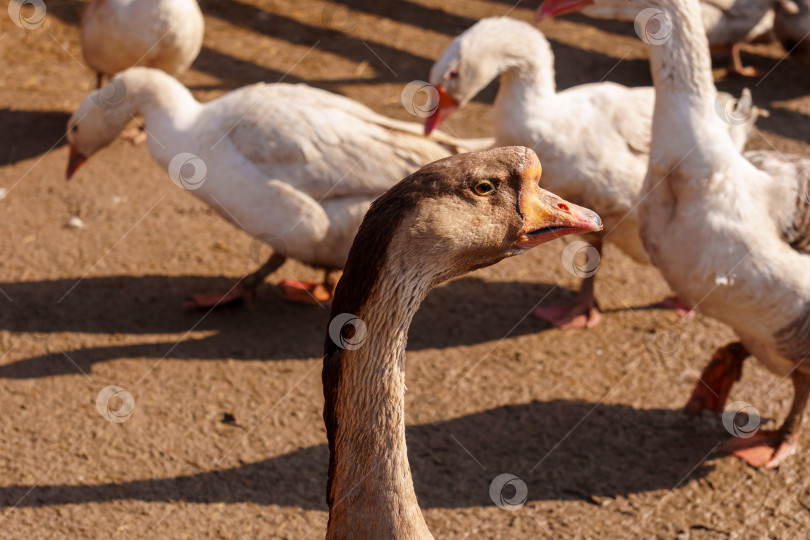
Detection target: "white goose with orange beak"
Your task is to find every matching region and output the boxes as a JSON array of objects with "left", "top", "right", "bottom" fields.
[{"left": 426, "top": 17, "right": 758, "bottom": 330}]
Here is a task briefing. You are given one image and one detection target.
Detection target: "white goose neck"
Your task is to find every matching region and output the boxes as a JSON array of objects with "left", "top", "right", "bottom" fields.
[
  {"left": 111, "top": 68, "right": 200, "bottom": 154},
  {"left": 645, "top": 0, "right": 717, "bottom": 117}
]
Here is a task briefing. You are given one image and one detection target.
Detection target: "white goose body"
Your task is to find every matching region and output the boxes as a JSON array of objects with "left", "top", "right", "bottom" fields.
[
  {"left": 68, "top": 68, "right": 481, "bottom": 271},
  {"left": 636, "top": 0, "right": 810, "bottom": 378},
  {"left": 81, "top": 0, "right": 204, "bottom": 77}
]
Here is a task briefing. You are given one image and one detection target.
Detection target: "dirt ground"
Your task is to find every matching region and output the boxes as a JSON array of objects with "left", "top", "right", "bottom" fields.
[{"left": 2, "top": 0, "right": 810, "bottom": 538}]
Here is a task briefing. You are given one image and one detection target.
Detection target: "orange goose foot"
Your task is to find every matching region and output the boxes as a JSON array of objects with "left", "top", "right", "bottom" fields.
[
  {"left": 532, "top": 301, "right": 601, "bottom": 330},
  {"left": 656, "top": 295, "right": 695, "bottom": 317},
  {"left": 684, "top": 342, "right": 747, "bottom": 413},
  {"left": 719, "top": 431, "right": 796, "bottom": 469},
  {"left": 184, "top": 286, "right": 254, "bottom": 309},
  {"left": 279, "top": 279, "right": 334, "bottom": 306}
]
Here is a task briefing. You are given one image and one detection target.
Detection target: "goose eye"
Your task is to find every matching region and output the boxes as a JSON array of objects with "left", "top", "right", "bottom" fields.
[
  {"left": 448, "top": 70, "right": 459, "bottom": 80},
  {"left": 473, "top": 179, "right": 496, "bottom": 196}
]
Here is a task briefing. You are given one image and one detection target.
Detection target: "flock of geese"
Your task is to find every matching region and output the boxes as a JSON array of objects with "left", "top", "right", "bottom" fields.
[{"left": 63, "top": 0, "right": 810, "bottom": 537}]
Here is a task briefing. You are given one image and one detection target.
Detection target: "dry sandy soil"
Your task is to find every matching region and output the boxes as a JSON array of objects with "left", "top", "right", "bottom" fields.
[{"left": 2, "top": 0, "right": 810, "bottom": 538}]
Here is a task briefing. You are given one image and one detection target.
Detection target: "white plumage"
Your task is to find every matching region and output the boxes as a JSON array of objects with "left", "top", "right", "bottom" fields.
[
  {"left": 65, "top": 67, "right": 488, "bottom": 302},
  {"left": 428, "top": 17, "right": 757, "bottom": 327},
  {"left": 81, "top": 0, "right": 204, "bottom": 81}
]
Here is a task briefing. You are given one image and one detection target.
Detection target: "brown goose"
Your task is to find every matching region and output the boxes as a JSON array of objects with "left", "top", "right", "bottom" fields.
[{"left": 322, "top": 146, "right": 602, "bottom": 538}]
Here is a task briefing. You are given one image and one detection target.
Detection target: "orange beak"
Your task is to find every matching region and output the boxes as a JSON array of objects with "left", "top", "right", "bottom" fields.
[
  {"left": 66, "top": 146, "right": 87, "bottom": 180},
  {"left": 424, "top": 85, "right": 460, "bottom": 135},
  {"left": 535, "top": 0, "right": 595, "bottom": 20},
  {"left": 516, "top": 150, "right": 602, "bottom": 249}
]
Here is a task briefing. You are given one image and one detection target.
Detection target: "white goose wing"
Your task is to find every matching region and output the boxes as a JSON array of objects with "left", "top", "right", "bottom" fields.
[
  {"left": 745, "top": 150, "right": 810, "bottom": 254},
  {"left": 219, "top": 83, "right": 474, "bottom": 200}
]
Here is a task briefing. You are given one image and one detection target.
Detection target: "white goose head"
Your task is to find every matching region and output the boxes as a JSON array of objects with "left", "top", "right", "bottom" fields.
[{"left": 426, "top": 17, "right": 555, "bottom": 134}]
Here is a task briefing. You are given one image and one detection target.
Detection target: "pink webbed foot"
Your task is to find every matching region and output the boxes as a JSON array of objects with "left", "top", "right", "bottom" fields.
[
  {"left": 184, "top": 286, "right": 254, "bottom": 309},
  {"left": 657, "top": 295, "right": 695, "bottom": 317},
  {"left": 719, "top": 430, "right": 796, "bottom": 469},
  {"left": 279, "top": 279, "right": 334, "bottom": 306},
  {"left": 532, "top": 301, "right": 601, "bottom": 330}
]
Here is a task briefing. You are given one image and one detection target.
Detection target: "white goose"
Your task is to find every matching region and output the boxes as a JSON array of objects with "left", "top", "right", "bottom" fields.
[
  {"left": 427, "top": 17, "right": 757, "bottom": 329},
  {"left": 81, "top": 0, "right": 204, "bottom": 87},
  {"left": 543, "top": 0, "right": 810, "bottom": 468},
  {"left": 537, "top": 0, "right": 781, "bottom": 76},
  {"left": 66, "top": 67, "right": 489, "bottom": 307}
]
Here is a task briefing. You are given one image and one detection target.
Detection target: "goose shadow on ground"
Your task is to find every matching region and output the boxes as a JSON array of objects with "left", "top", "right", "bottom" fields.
[
  {"left": 0, "top": 275, "right": 579, "bottom": 378},
  {"left": 0, "top": 399, "right": 721, "bottom": 510},
  {"left": 0, "top": 110, "right": 70, "bottom": 165}
]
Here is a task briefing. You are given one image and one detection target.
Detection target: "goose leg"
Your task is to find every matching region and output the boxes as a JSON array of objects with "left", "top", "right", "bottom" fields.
[
  {"left": 185, "top": 252, "right": 287, "bottom": 309},
  {"left": 656, "top": 295, "right": 695, "bottom": 317},
  {"left": 727, "top": 43, "right": 762, "bottom": 77},
  {"left": 685, "top": 342, "right": 748, "bottom": 413},
  {"left": 279, "top": 269, "right": 339, "bottom": 306},
  {"left": 532, "top": 238, "right": 602, "bottom": 330},
  {"left": 720, "top": 371, "right": 810, "bottom": 469}
]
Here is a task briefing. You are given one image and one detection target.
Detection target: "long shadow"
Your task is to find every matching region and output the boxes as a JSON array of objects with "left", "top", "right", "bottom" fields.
[
  {"left": 0, "top": 400, "right": 720, "bottom": 510},
  {"left": 341, "top": 0, "right": 477, "bottom": 37},
  {"left": 1, "top": 110, "right": 70, "bottom": 165},
  {"left": 43, "top": 0, "right": 83, "bottom": 26},
  {"left": 0, "top": 275, "right": 568, "bottom": 378},
  {"left": 202, "top": 0, "right": 433, "bottom": 84}
]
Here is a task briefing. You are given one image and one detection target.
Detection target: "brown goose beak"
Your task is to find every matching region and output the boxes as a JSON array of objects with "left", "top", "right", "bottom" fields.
[
  {"left": 424, "top": 85, "right": 460, "bottom": 135},
  {"left": 535, "top": 0, "right": 595, "bottom": 20},
  {"left": 66, "top": 146, "right": 87, "bottom": 180},
  {"left": 516, "top": 150, "right": 602, "bottom": 249}
]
